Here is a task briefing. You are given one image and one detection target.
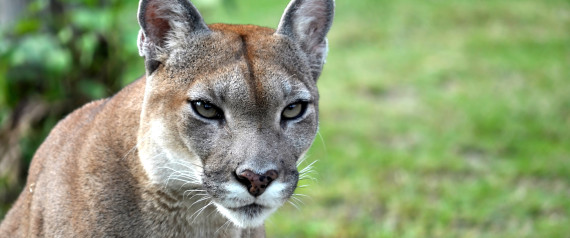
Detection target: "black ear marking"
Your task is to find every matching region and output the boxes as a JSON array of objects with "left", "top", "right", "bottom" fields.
[{"left": 145, "top": 60, "right": 162, "bottom": 75}]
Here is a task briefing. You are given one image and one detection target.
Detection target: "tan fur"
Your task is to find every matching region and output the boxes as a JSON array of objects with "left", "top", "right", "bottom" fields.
[{"left": 0, "top": 0, "right": 334, "bottom": 237}]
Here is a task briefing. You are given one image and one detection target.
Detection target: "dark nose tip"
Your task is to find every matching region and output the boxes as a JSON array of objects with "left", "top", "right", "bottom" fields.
[{"left": 236, "top": 169, "right": 279, "bottom": 197}]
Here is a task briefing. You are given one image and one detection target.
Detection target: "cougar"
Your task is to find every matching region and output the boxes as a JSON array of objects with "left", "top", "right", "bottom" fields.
[{"left": 0, "top": 0, "right": 334, "bottom": 236}]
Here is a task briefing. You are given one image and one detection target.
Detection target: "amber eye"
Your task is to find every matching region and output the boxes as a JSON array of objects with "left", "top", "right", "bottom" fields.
[
  {"left": 190, "top": 101, "right": 224, "bottom": 120},
  {"left": 282, "top": 102, "right": 308, "bottom": 120}
]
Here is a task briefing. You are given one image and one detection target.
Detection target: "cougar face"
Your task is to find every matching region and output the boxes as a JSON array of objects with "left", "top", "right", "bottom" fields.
[{"left": 136, "top": 0, "right": 334, "bottom": 228}]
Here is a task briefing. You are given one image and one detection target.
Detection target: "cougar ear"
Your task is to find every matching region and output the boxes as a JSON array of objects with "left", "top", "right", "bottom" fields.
[
  {"left": 137, "top": 0, "right": 210, "bottom": 74},
  {"left": 276, "top": 0, "right": 334, "bottom": 81}
]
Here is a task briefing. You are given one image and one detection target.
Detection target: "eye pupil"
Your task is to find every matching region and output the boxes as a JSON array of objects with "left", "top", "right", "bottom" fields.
[
  {"left": 282, "top": 102, "right": 307, "bottom": 120},
  {"left": 191, "top": 100, "right": 223, "bottom": 120}
]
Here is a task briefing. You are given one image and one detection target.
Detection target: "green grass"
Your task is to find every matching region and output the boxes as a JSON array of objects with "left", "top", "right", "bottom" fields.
[{"left": 194, "top": 0, "right": 570, "bottom": 237}]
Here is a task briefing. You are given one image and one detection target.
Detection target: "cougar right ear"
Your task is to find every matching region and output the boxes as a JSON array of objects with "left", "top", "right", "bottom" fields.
[{"left": 137, "top": 0, "right": 210, "bottom": 74}]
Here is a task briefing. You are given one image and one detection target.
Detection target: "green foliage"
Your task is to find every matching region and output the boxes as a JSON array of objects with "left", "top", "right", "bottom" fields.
[{"left": 0, "top": 0, "right": 142, "bottom": 108}]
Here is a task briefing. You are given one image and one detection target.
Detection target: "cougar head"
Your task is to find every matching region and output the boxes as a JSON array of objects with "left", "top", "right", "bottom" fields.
[{"left": 135, "top": 0, "right": 334, "bottom": 228}]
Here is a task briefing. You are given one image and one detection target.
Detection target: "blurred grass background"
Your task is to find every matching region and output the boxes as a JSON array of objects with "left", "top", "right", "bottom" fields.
[{"left": 1, "top": 0, "right": 569, "bottom": 237}]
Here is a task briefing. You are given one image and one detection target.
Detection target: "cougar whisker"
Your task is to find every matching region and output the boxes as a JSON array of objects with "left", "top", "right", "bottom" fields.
[
  {"left": 191, "top": 201, "right": 214, "bottom": 223},
  {"left": 214, "top": 220, "right": 233, "bottom": 236}
]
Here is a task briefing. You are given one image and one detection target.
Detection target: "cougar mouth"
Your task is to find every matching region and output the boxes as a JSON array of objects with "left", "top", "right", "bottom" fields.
[
  {"left": 214, "top": 201, "right": 278, "bottom": 228},
  {"left": 228, "top": 203, "right": 265, "bottom": 215}
]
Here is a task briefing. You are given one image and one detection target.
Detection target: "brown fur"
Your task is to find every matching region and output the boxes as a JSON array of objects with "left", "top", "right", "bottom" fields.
[{"left": 0, "top": 0, "right": 334, "bottom": 237}]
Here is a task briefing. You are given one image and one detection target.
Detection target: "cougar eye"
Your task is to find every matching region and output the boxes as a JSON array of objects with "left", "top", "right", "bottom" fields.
[
  {"left": 190, "top": 100, "right": 224, "bottom": 120},
  {"left": 282, "top": 102, "right": 308, "bottom": 120}
]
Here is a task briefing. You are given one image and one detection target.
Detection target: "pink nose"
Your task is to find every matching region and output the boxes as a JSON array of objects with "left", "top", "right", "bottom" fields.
[{"left": 235, "top": 169, "right": 279, "bottom": 197}]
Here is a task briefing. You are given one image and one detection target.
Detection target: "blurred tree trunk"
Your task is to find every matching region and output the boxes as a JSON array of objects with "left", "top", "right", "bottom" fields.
[{"left": 0, "top": 99, "right": 50, "bottom": 216}]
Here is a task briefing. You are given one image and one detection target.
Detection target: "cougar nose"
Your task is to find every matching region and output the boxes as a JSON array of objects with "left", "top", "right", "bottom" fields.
[{"left": 235, "top": 169, "right": 279, "bottom": 197}]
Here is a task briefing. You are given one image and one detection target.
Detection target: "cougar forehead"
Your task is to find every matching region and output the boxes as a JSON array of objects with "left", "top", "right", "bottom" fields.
[{"left": 166, "top": 24, "right": 316, "bottom": 97}]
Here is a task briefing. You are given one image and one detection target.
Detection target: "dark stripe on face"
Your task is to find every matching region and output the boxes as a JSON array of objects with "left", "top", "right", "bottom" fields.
[{"left": 238, "top": 33, "right": 269, "bottom": 111}]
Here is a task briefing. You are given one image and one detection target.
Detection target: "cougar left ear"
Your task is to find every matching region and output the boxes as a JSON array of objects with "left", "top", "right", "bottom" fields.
[
  {"left": 276, "top": 0, "right": 335, "bottom": 81},
  {"left": 137, "top": 0, "right": 210, "bottom": 74}
]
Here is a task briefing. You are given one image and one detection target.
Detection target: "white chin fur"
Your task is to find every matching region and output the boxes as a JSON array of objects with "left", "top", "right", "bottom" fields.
[
  {"left": 214, "top": 203, "right": 278, "bottom": 228},
  {"left": 213, "top": 181, "right": 289, "bottom": 228}
]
